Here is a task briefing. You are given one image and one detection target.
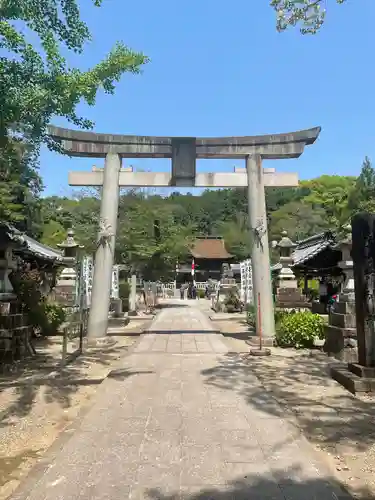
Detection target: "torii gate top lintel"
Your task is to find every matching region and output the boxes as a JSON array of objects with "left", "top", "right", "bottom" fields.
[{"left": 47, "top": 125, "right": 321, "bottom": 160}]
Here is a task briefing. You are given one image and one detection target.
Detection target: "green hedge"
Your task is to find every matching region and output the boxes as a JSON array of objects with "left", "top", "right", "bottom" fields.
[
  {"left": 247, "top": 307, "right": 324, "bottom": 349},
  {"left": 275, "top": 310, "right": 324, "bottom": 348}
]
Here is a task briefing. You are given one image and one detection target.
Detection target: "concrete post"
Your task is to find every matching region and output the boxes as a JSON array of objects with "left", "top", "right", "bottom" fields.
[
  {"left": 87, "top": 153, "right": 121, "bottom": 338},
  {"left": 246, "top": 155, "right": 276, "bottom": 342},
  {"left": 129, "top": 274, "right": 137, "bottom": 314}
]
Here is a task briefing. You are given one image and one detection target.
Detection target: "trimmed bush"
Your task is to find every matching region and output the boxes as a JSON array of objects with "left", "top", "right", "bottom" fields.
[
  {"left": 274, "top": 309, "right": 289, "bottom": 329},
  {"left": 275, "top": 311, "right": 324, "bottom": 349},
  {"left": 29, "top": 301, "right": 66, "bottom": 336},
  {"left": 246, "top": 303, "right": 256, "bottom": 328}
]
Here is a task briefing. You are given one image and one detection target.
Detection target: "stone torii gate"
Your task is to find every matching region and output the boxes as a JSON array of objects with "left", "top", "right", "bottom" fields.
[{"left": 48, "top": 125, "right": 321, "bottom": 342}]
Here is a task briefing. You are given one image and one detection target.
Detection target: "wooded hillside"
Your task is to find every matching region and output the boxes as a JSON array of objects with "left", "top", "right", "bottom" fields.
[{"left": 30, "top": 157, "right": 375, "bottom": 277}]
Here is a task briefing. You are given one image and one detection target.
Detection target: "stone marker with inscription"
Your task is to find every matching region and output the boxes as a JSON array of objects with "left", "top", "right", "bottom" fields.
[{"left": 331, "top": 213, "right": 375, "bottom": 393}]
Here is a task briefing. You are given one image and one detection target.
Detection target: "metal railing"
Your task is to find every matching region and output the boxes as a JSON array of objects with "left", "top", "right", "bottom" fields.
[
  {"left": 61, "top": 307, "right": 89, "bottom": 366},
  {"left": 162, "top": 282, "right": 175, "bottom": 290}
]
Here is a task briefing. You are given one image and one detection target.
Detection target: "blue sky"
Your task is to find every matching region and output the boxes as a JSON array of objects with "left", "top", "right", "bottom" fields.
[{"left": 40, "top": 0, "right": 375, "bottom": 197}]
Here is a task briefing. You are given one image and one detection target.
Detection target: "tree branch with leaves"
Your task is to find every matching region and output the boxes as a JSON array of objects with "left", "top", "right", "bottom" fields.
[
  {"left": 0, "top": 0, "right": 148, "bottom": 232},
  {"left": 271, "top": 0, "right": 346, "bottom": 34}
]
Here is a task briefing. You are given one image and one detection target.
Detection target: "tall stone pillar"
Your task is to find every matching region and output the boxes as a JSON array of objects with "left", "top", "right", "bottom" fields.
[
  {"left": 87, "top": 153, "right": 121, "bottom": 339},
  {"left": 246, "top": 155, "right": 275, "bottom": 342},
  {"left": 331, "top": 214, "right": 375, "bottom": 392},
  {"left": 352, "top": 213, "right": 375, "bottom": 368}
]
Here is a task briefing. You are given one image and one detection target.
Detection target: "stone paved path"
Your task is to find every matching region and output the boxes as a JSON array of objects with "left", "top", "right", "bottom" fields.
[{"left": 11, "top": 302, "right": 352, "bottom": 500}]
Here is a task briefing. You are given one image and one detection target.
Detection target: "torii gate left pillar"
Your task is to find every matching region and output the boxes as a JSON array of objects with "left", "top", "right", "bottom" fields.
[{"left": 48, "top": 126, "right": 321, "bottom": 342}]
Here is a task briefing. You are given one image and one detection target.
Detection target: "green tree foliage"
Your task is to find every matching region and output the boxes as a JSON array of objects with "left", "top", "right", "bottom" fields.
[
  {"left": 40, "top": 194, "right": 100, "bottom": 251},
  {"left": 271, "top": 0, "right": 346, "bottom": 34},
  {"left": 268, "top": 200, "right": 327, "bottom": 242},
  {"left": 0, "top": 134, "right": 43, "bottom": 234},
  {"left": 348, "top": 157, "right": 375, "bottom": 214},
  {"left": 27, "top": 156, "right": 375, "bottom": 278},
  {"left": 40, "top": 220, "right": 66, "bottom": 248},
  {"left": 300, "top": 175, "right": 356, "bottom": 228},
  {"left": 0, "top": 0, "right": 148, "bottom": 233},
  {"left": 214, "top": 217, "right": 252, "bottom": 261},
  {"left": 115, "top": 195, "right": 195, "bottom": 280}
]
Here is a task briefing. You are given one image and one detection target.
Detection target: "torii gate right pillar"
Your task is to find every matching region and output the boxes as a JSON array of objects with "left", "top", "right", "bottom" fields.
[{"left": 247, "top": 154, "right": 276, "bottom": 342}]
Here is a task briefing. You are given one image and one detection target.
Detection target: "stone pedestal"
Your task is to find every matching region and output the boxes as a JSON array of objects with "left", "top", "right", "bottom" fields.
[
  {"left": 215, "top": 278, "right": 237, "bottom": 312},
  {"left": 112, "top": 298, "right": 123, "bottom": 318},
  {"left": 276, "top": 287, "right": 308, "bottom": 308},
  {"left": 311, "top": 301, "right": 326, "bottom": 314},
  {"left": 324, "top": 300, "right": 357, "bottom": 362}
]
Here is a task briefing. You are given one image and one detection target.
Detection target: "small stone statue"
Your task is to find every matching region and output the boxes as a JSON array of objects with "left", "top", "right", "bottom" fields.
[{"left": 221, "top": 262, "right": 234, "bottom": 279}]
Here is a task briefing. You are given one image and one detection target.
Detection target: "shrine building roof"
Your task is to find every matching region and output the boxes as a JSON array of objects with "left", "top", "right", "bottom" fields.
[
  {"left": 293, "top": 231, "right": 337, "bottom": 266},
  {"left": 271, "top": 231, "right": 338, "bottom": 272},
  {"left": 0, "top": 222, "right": 66, "bottom": 264},
  {"left": 190, "top": 237, "right": 233, "bottom": 260}
]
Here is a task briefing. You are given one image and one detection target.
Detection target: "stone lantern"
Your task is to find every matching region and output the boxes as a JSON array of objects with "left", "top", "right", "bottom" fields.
[
  {"left": 324, "top": 223, "right": 357, "bottom": 362},
  {"left": 57, "top": 229, "right": 83, "bottom": 259},
  {"left": 275, "top": 231, "right": 305, "bottom": 307},
  {"left": 276, "top": 231, "right": 297, "bottom": 288},
  {"left": 56, "top": 229, "right": 84, "bottom": 299}
]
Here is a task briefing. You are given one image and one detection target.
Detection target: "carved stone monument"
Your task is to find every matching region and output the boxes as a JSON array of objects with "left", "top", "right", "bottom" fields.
[
  {"left": 214, "top": 262, "right": 239, "bottom": 312},
  {"left": 331, "top": 214, "right": 375, "bottom": 392}
]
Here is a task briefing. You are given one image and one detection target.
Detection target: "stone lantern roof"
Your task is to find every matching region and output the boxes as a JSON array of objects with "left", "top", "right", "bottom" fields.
[
  {"left": 276, "top": 231, "right": 297, "bottom": 252},
  {"left": 57, "top": 229, "right": 84, "bottom": 259},
  {"left": 338, "top": 224, "right": 352, "bottom": 246},
  {"left": 57, "top": 229, "right": 82, "bottom": 250}
]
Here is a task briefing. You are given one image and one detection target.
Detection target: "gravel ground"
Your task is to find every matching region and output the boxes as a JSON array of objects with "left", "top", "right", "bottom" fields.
[
  {"left": 0, "top": 328, "right": 142, "bottom": 500},
  {"left": 216, "top": 318, "right": 375, "bottom": 498}
]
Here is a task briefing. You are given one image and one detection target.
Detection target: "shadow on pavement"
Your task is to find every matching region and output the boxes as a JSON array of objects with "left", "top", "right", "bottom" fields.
[
  {"left": 144, "top": 470, "right": 361, "bottom": 499},
  {"left": 107, "top": 369, "right": 154, "bottom": 380},
  {"left": 201, "top": 352, "right": 375, "bottom": 454},
  {"left": 156, "top": 303, "right": 190, "bottom": 309},
  {"left": 0, "top": 346, "right": 139, "bottom": 427},
  {"left": 143, "top": 331, "right": 219, "bottom": 335}
]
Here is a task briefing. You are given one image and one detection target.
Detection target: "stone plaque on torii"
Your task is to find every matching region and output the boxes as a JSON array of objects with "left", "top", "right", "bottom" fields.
[{"left": 48, "top": 125, "right": 321, "bottom": 341}]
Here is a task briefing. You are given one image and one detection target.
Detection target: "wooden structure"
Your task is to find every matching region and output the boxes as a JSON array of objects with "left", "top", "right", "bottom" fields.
[
  {"left": 176, "top": 237, "right": 233, "bottom": 285},
  {"left": 0, "top": 222, "right": 71, "bottom": 368},
  {"left": 0, "top": 221, "right": 69, "bottom": 304},
  {"left": 272, "top": 231, "right": 342, "bottom": 283}
]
